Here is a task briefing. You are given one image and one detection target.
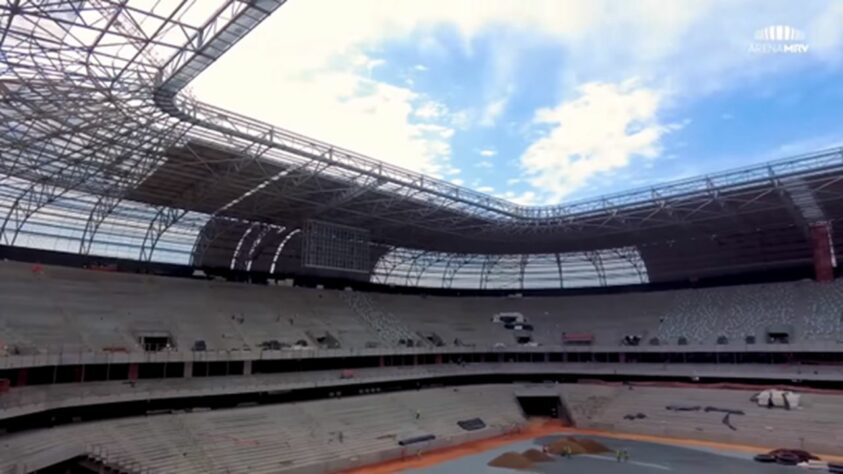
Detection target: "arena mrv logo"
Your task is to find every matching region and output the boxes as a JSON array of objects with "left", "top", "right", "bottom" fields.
[{"left": 749, "top": 25, "right": 810, "bottom": 54}]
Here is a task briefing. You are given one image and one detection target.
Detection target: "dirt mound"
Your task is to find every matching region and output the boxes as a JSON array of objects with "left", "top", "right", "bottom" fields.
[
  {"left": 545, "top": 436, "right": 610, "bottom": 455},
  {"left": 488, "top": 451, "right": 534, "bottom": 470},
  {"left": 571, "top": 437, "right": 611, "bottom": 454},
  {"left": 546, "top": 438, "right": 586, "bottom": 455},
  {"left": 522, "top": 448, "right": 553, "bottom": 462}
]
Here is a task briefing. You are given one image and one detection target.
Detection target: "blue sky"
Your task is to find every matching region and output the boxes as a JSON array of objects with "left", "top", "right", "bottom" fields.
[{"left": 193, "top": 0, "right": 843, "bottom": 205}]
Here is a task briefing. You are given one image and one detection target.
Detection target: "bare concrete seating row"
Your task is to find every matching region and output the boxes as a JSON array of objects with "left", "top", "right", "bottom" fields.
[
  {"left": 2, "top": 261, "right": 843, "bottom": 358},
  {"left": 560, "top": 383, "right": 843, "bottom": 455},
  {"left": 0, "top": 384, "right": 524, "bottom": 474}
]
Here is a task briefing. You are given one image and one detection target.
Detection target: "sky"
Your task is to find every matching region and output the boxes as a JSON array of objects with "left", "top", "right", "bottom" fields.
[{"left": 192, "top": 0, "right": 843, "bottom": 206}]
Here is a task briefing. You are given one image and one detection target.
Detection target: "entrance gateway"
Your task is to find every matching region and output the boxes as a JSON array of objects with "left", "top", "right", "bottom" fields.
[{"left": 515, "top": 387, "right": 573, "bottom": 425}]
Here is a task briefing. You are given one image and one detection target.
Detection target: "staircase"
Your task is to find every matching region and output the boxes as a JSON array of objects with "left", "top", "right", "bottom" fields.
[
  {"left": 342, "top": 292, "right": 421, "bottom": 347},
  {"left": 781, "top": 176, "right": 825, "bottom": 221}
]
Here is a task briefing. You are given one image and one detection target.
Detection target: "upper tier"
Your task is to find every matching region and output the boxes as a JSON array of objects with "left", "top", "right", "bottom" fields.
[{"left": 1, "top": 261, "right": 841, "bottom": 357}]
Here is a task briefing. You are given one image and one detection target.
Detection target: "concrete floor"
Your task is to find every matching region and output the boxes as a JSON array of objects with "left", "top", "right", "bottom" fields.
[{"left": 407, "top": 434, "right": 801, "bottom": 473}]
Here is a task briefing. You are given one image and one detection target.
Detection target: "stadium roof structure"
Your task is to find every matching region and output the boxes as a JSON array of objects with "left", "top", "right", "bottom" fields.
[{"left": 2, "top": 1, "right": 843, "bottom": 289}]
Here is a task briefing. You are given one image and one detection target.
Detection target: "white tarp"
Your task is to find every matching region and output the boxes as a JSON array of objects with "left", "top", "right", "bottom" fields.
[{"left": 754, "top": 389, "right": 800, "bottom": 409}]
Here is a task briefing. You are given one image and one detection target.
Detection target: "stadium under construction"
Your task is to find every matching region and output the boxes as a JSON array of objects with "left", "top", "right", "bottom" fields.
[{"left": 1, "top": 1, "right": 843, "bottom": 473}]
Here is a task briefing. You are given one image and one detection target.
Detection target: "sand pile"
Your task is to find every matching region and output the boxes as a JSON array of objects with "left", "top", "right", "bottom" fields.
[
  {"left": 487, "top": 451, "right": 534, "bottom": 470},
  {"left": 546, "top": 438, "right": 586, "bottom": 455},
  {"left": 487, "top": 436, "right": 612, "bottom": 469},
  {"left": 545, "top": 436, "right": 611, "bottom": 455},
  {"left": 571, "top": 437, "right": 611, "bottom": 454},
  {"left": 522, "top": 448, "right": 553, "bottom": 462}
]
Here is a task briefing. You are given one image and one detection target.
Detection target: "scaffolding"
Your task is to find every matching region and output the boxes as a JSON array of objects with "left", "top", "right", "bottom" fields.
[{"left": 2, "top": 1, "right": 843, "bottom": 288}]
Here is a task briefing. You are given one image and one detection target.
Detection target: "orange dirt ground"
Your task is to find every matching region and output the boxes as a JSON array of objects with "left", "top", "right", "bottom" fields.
[{"left": 338, "top": 419, "right": 843, "bottom": 474}]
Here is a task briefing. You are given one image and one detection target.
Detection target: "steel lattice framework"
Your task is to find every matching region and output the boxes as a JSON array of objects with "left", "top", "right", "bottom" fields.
[{"left": 2, "top": 0, "right": 843, "bottom": 289}]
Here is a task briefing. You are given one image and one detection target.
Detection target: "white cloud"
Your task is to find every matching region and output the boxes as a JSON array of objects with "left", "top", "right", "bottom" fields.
[
  {"left": 479, "top": 96, "right": 509, "bottom": 127},
  {"left": 769, "top": 135, "right": 843, "bottom": 158},
  {"left": 413, "top": 101, "right": 448, "bottom": 119},
  {"left": 259, "top": 0, "right": 837, "bottom": 98},
  {"left": 450, "top": 178, "right": 465, "bottom": 186},
  {"left": 191, "top": 2, "right": 471, "bottom": 177},
  {"left": 200, "top": 0, "right": 843, "bottom": 122},
  {"left": 479, "top": 149, "right": 497, "bottom": 157},
  {"left": 501, "top": 190, "right": 537, "bottom": 205},
  {"left": 520, "top": 80, "right": 680, "bottom": 201},
  {"left": 475, "top": 161, "right": 493, "bottom": 169},
  {"left": 352, "top": 55, "right": 385, "bottom": 73},
  {"left": 808, "top": 2, "right": 843, "bottom": 64},
  {"left": 442, "top": 164, "right": 461, "bottom": 176},
  {"left": 448, "top": 110, "right": 472, "bottom": 130},
  {"left": 477, "top": 185, "right": 495, "bottom": 193},
  {"left": 511, "top": 191, "right": 537, "bottom": 205},
  {"left": 192, "top": 0, "right": 843, "bottom": 203},
  {"left": 196, "top": 68, "right": 456, "bottom": 176}
]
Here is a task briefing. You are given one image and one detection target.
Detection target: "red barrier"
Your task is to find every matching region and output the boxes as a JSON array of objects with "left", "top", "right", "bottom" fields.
[
  {"left": 128, "top": 363, "right": 139, "bottom": 381},
  {"left": 810, "top": 222, "right": 834, "bottom": 282},
  {"left": 562, "top": 333, "right": 594, "bottom": 344}
]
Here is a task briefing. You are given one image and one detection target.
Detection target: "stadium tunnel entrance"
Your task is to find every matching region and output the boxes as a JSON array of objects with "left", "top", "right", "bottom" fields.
[{"left": 515, "top": 389, "right": 573, "bottom": 425}]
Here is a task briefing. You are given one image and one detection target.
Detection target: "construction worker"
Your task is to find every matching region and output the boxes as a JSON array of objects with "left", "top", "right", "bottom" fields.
[
  {"left": 616, "top": 449, "right": 622, "bottom": 462},
  {"left": 564, "top": 445, "right": 572, "bottom": 458},
  {"left": 415, "top": 410, "right": 420, "bottom": 420}
]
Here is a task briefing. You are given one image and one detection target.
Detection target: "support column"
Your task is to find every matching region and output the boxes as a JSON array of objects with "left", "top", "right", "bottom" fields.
[
  {"left": 184, "top": 361, "right": 193, "bottom": 378},
  {"left": 811, "top": 222, "right": 834, "bottom": 282},
  {"left": 16, "top": 368, "right": 28, "bottom": 387},
  {"left": 74, "top": 366, "right": 84, "bottom": 382},
  {"left": 243, "top": 360, "right": 252, "bottom": 375},
  {"left": 128, "top": 363, "right": 139, "bottom": 381}
]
